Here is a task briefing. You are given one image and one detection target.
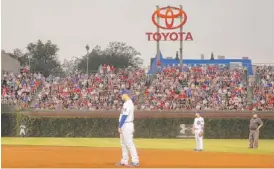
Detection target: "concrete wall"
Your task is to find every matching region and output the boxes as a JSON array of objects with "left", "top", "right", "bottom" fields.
[{"left": 1, "top": 51, "right": 20, "bottom": 74}]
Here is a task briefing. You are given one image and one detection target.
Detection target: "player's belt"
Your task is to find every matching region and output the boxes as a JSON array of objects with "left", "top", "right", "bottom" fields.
[
  {"left": 125, "top": 121, "right": 133, "bottom": 123},
  {"left": 249, "top": 128, "right": 257, "bottom": 131}
]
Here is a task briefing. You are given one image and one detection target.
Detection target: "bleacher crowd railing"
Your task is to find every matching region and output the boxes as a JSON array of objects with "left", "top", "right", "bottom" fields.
[{"left": 19, "top": 108, "right": 274, "bottom": 115}]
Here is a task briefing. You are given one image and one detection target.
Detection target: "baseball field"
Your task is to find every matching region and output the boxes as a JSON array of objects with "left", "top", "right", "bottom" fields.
[{"left": 2, "top": 137, "right": 274, "bottom": 168}]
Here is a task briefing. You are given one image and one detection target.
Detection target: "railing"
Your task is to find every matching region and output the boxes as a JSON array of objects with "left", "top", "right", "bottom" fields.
[{"left": 22, "top": 108, "right": 274, "bottom": 114}]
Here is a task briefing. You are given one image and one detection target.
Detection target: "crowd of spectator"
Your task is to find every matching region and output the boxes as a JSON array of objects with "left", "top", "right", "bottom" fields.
[
  {"left": 1, "top": 67, "right": 43, "bottom": 108},
  {"left": 2, "top": 64, "right": 274, "bottom": 111},
  {"left": 251, "top": 66, "right": 274, "bottom": 111},
  {"left": 141, "top": 65, "right": 249, "bottom": 110},
  {"left": 34, "top": 65, "right": 147, "bottom": 110}
]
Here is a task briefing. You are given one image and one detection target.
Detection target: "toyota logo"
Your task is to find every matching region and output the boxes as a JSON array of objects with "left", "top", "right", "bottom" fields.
[{"left": 152, "top": 6, "right": 188, "bottom": 30}]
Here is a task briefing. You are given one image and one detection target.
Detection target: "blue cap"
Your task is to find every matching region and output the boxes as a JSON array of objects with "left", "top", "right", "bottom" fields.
[
  {"left": 195, "top": 111, "right": 201, "bottom": 114},
  {"left": 120, "top": 89, "right": 131, "bottom": 95}
]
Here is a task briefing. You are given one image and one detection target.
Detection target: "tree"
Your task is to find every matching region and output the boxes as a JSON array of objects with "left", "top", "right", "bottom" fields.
[
  {"left": 26, "top": 40, "right": 63, "bottom": 77},
  {"left": 62, "top": 57, "right": 80, "bottom": 75},
  {"left": 76, "top": 42, "right": 143, "bottom": 73}
]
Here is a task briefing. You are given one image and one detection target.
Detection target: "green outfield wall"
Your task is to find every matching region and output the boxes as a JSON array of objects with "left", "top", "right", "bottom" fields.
[{"left": 2, "top": 112, "right": 274, "bottom": 139}]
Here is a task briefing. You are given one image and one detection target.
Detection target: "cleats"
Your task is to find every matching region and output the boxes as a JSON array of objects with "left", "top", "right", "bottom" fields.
[
  {"left": 129, "top": 162, "right": 140, "bottom": 167},
  {"left": 115, "top": 162, "right": 129, "bottom": 166}
]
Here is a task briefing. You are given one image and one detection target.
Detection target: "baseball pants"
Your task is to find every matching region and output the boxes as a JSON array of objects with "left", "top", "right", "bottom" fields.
[
  {"left": 20, "top": 129, "right": 25, "bottom": 136},
  {"left": 194, "top": 129, "right": 203, "bottom": 150},
  {"left": 120, "top": 122, "right": 139, "bottom": 164},
  {"left": 249, "top": 130, "right": 259, "bottom": 148}
]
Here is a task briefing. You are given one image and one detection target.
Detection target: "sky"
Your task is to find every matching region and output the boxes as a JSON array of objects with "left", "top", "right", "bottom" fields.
[{"left": 1, "top": 0, "right": 274, "bottom": 66}]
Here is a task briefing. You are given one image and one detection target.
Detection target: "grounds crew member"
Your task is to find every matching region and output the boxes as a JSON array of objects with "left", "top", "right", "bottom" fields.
[{"left": 249, "top": 113, "right": 263, "bottom": 148}]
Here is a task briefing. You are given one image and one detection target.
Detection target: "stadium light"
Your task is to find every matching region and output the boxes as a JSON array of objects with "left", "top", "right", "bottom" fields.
[{"left": 86, "top": 45, "right": 90, "bottom": 75}]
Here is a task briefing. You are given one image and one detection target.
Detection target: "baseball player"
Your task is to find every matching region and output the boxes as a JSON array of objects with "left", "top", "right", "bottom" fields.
[
  {"left": 116, "top": 89, "right": 140, "bottom": 167},
  {"left": 192, "top": 111, "right": 204, "bottom": 151},
  {"left": 20, "top": 124, "right": 26, "bottom": 137},
  {"left": 249, "top": 113, "right": 263, "bottom": 149}
]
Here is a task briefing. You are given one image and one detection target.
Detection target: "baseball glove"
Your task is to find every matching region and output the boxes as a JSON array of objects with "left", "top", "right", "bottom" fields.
[{"left": 199, "top": 131, "right": 203, "bottom": 137}]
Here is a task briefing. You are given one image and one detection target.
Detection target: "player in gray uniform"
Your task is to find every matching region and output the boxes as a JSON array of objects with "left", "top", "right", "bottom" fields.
[{"left": 249, "top": 113, "right": 263, "bottom": 149}]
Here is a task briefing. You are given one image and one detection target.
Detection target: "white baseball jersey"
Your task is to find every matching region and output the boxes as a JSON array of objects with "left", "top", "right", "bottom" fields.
[
  {"left": 119, "top": 99, "right": 134, "bottom": 123},
  {"left": 193, "top": 117, "right": 204, "bottom": 130},
  {"left": 20, "top": 125, "right": 26, "bottom": 130}
]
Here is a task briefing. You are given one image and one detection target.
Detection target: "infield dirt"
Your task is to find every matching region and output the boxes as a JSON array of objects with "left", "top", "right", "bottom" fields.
[{"left": 2, "top": 145, "right": 274, "bottom": 168}]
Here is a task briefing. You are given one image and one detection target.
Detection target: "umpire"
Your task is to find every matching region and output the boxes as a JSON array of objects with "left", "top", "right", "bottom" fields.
[{"left": 249, "top": 113, "right": 263, "bottom": 149}]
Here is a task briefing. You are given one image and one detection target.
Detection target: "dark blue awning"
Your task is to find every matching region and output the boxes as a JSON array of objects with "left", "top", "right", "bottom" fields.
[{"left": 148, "top": 52, "right": 253, "bottom": 75}]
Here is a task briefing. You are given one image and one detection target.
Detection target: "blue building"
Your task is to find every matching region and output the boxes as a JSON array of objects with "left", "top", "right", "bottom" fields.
[{"left": 148, "top": 52, "right": 253, "bottom": 75}]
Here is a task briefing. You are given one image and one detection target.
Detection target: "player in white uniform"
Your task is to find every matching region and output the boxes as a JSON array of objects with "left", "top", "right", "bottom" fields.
[
  {"left": 20, "top": 124, "right": 26, "bottom": 137},
  {"left": 192, "top": 111, "right": 204, "bottom": 151},
  {"left": 116, "top": 89, "right": 140, "bottom": 167}
]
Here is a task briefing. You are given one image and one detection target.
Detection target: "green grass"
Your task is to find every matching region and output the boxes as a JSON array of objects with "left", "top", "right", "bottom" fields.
[{"left": 2, "top": 137, "right": 274, "bottom": 155}]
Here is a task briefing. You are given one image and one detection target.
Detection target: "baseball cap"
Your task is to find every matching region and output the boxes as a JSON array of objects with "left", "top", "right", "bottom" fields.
[{"left": 120, "top": 89, "right": 131, "bottom": 95}]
